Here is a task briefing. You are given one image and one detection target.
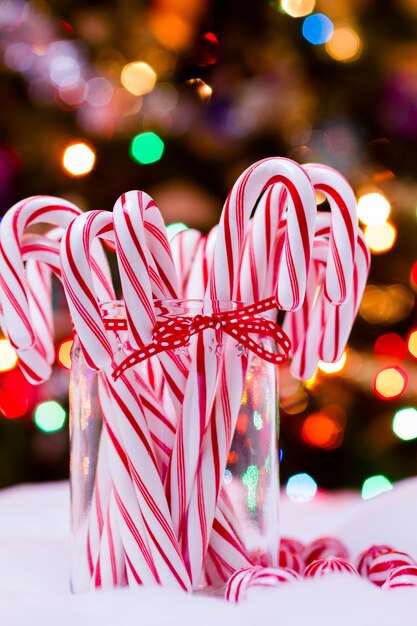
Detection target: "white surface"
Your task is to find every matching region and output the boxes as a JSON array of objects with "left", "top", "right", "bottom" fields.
[{"left": 1, "top": 479, "right": 417, "bottom": 625}]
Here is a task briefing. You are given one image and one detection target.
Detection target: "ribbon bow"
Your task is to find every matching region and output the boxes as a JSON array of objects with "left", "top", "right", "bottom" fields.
[{"left": 106, "top": 297, "right": 291, "bottom": 381}]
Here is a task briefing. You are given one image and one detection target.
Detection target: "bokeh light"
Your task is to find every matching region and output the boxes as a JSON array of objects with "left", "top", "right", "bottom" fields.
[
  {"left": 361, "top": 475, "right": 393, "bottom": 500},
  {"left": 166, "top": 222, "right": 189, "bottom": 241},
  {"left": 357, "top": 192, "right": 390, "bottom": 226},
  {"left": 281, "top": 0, "right": 315, "bottom": 18},
  {"left": 374, "top": 333, "right": 407, "bottom": 360},
  {"left": 374, "top": 366, "right": 407, "bottom": 400},
  {"left": 326, "top": 26, "right": 362, "bottom": 62},
  {"left": 185, "top": 78, "right": 213, "bottom": 101},
  {"left": 364, "top": 222, "right": 397, "bottom": 254},
  {"left": 302, "top": 14, "right": 334, "bottom": 45},
  {"left": 407, "top": 330, "right": 417, "bottom": 359},
  {"left": 392, "top": 407, "right": 417, "bottom": 441},
  {"left": 34, "top": 400, "right": 66, "bottom": 433},
  {"left": 359, "top": 284, "right": 414, "bottom": 325},
  {"left": 121, "top": 61, "right": 157, "bottom": 96},
  {"left": 130, "top": 132, "right": 165, "bottom": 165},
  {"left": 0, "top": 339, "right": 18, "bottom": 372},
  {"left": 286, "top": 473, "right": 317, "bottom": 503},
  {"left": 0, "top": 369, "right": 33, "bottom": 419},
  {"left": 62, "top": 142, "right": 96, "bottom": 176},
  {"left": 317, "top": 351, "right": 347, "bottom": 375},
  {"left": 57, "top": 338, "right": 73, "bottom": 370},
  {"left": 301, "top": 412, "right": 343, "bottom": 449}
]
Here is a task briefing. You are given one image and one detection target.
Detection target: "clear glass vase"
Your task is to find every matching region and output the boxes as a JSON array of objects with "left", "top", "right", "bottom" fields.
[{"left": 70, "top": 300, "right": 280, "bottom": 593}]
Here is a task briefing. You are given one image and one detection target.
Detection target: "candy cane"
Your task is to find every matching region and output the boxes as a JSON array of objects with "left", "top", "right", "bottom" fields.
[
  {"left": 0, "top": 197, "right": 115, "bottom": 382},
  {"left": 304, "top": 163, "right": 358, "bottom": 306},
  {"left": 288, "top": 225, "right": 370, "bottom": 379},
  {"left": 175, "top": 158, "right": 316, "bottom": 586},
  {"left": 170, "top": 228, "right": 202, "bottom": 296},
  {"left": 61, "top": 209, "right": 191, "bottom": 590},
  {"left": 0, "top": 196, "right": 79, "bottom": 349}
]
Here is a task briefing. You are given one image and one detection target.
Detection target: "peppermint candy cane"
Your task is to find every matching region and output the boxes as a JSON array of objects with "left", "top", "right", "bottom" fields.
[
  {"left": 176, "top": 158, "right": 315, "bottom": 586},
  {"left": 112, "top": 191, "right": 192, "bottom": 444},
  {"left": 184, "top": 225, "right": 218, "bottom": 299},
  {"left": 288, "top": 225, "right": 370, "bottom": 379},
  {"left": 0, "top": 197, "right": 115, "bottom": 382},
  {"left": 304, "top": 163, "right": 358, "bottom": 305},
  {"left": 170, "top": 228, "right": 202, "bottom": 296},
  {"left": 209, "top": 157, "right": 316, "bottom": 309},
  {"left": 61, "top": 210, "right": 191, "bottom": 590},
  {"left": 0, "top": 196, "right": 79, "bottom": 350}
]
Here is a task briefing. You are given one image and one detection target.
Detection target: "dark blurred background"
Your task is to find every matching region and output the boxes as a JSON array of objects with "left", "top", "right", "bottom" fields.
[{"left": 1, "top": 0, "right": 417, "bottom": 499}]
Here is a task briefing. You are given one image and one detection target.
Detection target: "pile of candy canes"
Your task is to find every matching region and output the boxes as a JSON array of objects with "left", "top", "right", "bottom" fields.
[
  {"left": 0, "top": 157, "right": 371, "bottom": 593},
  {"left": 226, "top": 536, "right": 417, "bottom": 602}
]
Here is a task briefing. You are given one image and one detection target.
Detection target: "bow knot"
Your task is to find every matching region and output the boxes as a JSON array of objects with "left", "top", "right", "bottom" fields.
[{"left": 108, "top": 297, "right": 291, "bottom": 380}]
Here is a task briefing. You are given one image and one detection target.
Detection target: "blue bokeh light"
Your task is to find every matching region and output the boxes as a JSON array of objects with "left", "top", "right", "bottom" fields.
[{"left": 302, "top": 13, "right": 334, "bottom": 45}]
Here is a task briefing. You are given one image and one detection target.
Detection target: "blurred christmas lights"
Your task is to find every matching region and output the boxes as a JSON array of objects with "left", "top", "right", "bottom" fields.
[
  {"left": 407, "top": 330, "right": 417, "bottom": 359},
  {"left": 318, "top": 351, "right": 347, "bottom": 375},
  {"left": 360, "top": 284, "right": 414, "bottom": 325},
  {"left": 130, "top": 132, "right": 165, "bottom": 164},
  {"left": 374, "top": 333, "right": 407, "bottom": 360},
  {"left": 34, "top": 401, "right": 66, "bottom": 433},
  {"left": 364, "top": 222, "right": 397, "bottom": 254},
  {"left": 301, "top": 412, "right": 343, "bottom": 449},
  {"left": 302, "top": 14, "right": 334, "bottom": 45},
  {"left": 185, "top": 78, "right": 213, "bottom": 101},
  {"left": 374, "top": 366, "right": 407, "bottom": 400},
  {"left": 57, "top": 338, "right": 73, "bottom": 370},
  {"left": 120, "top": 62, "right": 157, "bottom": 96},
  {"left": 0, "top": 369, "right": 33, "bottom": 419},
  {"left": 286, "top": 473, "right": 317, "bottom": 503},
  {"left": 281, "top": 0, "right": 315, "bottom": 18},
  {"left": 392, "top": 407, "right": 417, "bottom": 441},
  {"left": 361, "top": 475, "right": 393, "bottom": 500},
  {"left": 357, "top": 192, "right": 390, "bottom": 226},
  {"left": 0, "top": 339, "right": 18, "bottom": 372},
  {"left": 166, "top": 222, "right": 189, "bottom": 240},
  {"left": 326, "top": 26, "right": 362, "bottom": 62},
  {"left": 62, "top": 142, "right": 96, "bottom": 176}
]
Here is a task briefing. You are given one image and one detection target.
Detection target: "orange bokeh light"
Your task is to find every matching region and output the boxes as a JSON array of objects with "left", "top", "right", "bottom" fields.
[
  {"left": 301, "top": 412, "right": 343, "bottom": 449},
  {"left": 57, "top": 338, "right": 73, "bottom": 370},
  {"left": 374, "top": 366, "right": 407, "bottom": 400},
  {"left": 408, "top": 330, "right": 417, "bottom": 359}
]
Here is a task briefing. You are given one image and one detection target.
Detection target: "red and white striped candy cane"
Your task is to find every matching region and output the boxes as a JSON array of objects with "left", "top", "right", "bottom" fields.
[
  {"left": 0, "top": 197, "right": 115, "bottom": 382},
  {"left": 176, "top": 158, "right": 315, "bottom": 586},
  {"left": 0, "top": 196, "right": 79, "bottom": 350},
  {"left": 225, "top": 566, "right": 300, "bottom": 603},
  {"left": 112, "top": 191, "right": 188, "bottom": 420},
  {"left": 304, "top": 163, "right": 358, "bottom": 305},
  {"left": 287, "top": 220, "right": 370, "bottom": 379},
  {"left": 209, "top": 157, "right": 316, "bottom": 308},
  {"left": 170, "top": 228, "right": 202, "bottom": 297},
  {"left": 184, "top": 225, "right": 218, "bottom": 299},
  {"left": 61, "top": 209, "right": 191, "bottom": 590}
]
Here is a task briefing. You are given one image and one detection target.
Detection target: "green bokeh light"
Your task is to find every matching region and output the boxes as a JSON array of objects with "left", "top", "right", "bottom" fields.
[
  {"left": 129, "top": 132, "right": 165, "bottom": 164},
  {"left": 242, "top": 464, "right": 259, "bottom": 512},
  {"left": 253, "top": 410, "right": 263, "bottom": 431},
  {"left": 166, "top": 222, "right": 189, "bottom": 241},
  {"left": 34, "top": 400, "right": 66, "bottom": 433},
  {"left": 361, "top": 475, "right": 393, "bottom": 500}
]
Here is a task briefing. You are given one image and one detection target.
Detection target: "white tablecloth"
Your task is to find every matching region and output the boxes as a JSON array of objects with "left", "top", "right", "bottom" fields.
[{"left": 1, "top": 479, "right": 417, "bottom": 625}]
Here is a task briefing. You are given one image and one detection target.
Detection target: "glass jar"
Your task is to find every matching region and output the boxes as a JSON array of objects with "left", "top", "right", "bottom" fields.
[{"left": 70, "top": 300, "right": 279, "bottom": 593}]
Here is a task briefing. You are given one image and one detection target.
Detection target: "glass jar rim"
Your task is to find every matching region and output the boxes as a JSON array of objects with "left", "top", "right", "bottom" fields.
[{"left": 99, "top": 298, "right": 246, "bottom": 315}]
